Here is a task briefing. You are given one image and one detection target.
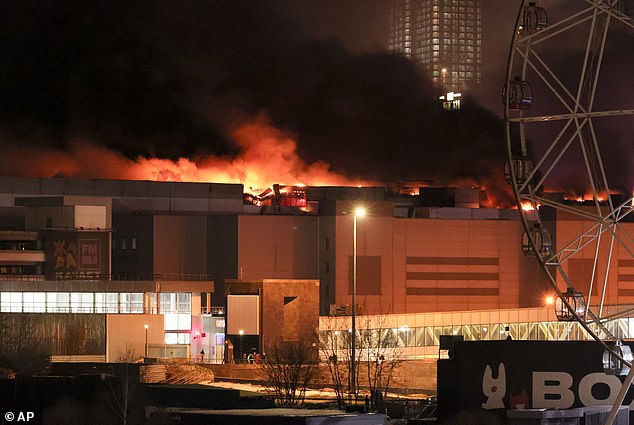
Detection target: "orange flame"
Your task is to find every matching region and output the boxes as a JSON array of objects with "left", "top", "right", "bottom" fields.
[{"left": 0, "top": 117, "right": 374, "bottom": 192}]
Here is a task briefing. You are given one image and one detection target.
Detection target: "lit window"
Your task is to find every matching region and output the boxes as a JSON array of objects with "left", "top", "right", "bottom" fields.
[
  {"left": 47, "top": 292, "right": 70, "bottom": 313},
  {"left": 0, "top": 292, "right": 22, "bottom": 312},
  {"left": 95, "top": 292, "right": 119, "bottom": 313},
  {"left": 23, "top": 292, "right": 46, "bottom": 312},
  {"left": 71, "top": 292, "right": 94, "bottom": 313}
]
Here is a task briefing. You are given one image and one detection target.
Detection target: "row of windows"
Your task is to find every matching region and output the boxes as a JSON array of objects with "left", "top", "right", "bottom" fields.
[
  {"left": 0, "top": 265, "right": 42, "bottom": 275},
  {"left": 160, "top": 293, "right": 192, "bottom": 314},
  {"left": 427, "top": 31, "right": 478, "bottom": 39},
  {"left": 321, "top": 319, "right": 632, "bottom": 349},
  {"left": 0, "top": 291, "right": 191, "bottom": 315},
  {"left": 0, "top": 292, "right": 144, "bottom": 313},
  {"left": 432, "top": 71, "right": 478, "bottom": 79},
  {"left": 112, "top": 237, "right": 137, "bottom": 251},
  {"left": 0, "top": 292, "right": 193, "bottom": 333},
  {"left": 433, "top": 39, "right": 477, "bottom": 46},
  {"left": 165, "top": 332, "right": 191, "bottom": 345},
  {"left": 418, "top": 51, "right": 481, "bottom": 61},
  {"left": 421, "top": 42, "right": 480, "bottom": 52},
  {"left": 0, "top": 241, "right": 40, "bottom": 250},
  {"left": 427, "top": 24, "right": 479, "bottom": 31}
]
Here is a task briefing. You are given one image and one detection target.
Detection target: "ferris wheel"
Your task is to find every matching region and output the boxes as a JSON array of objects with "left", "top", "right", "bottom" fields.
[{"left": 503, "top": 0, "right": 634, "bottom": 358}]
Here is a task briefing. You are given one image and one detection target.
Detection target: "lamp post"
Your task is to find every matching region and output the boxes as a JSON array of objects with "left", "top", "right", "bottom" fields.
[
  {"left": 239, "top": 329, "right": 244, "bottom": 362},
  {"left": 351, "top": 206, "right": 365, "bottom": 400},
  {"left": 144, "top": 324, "right": 149, "bottom": 358}
]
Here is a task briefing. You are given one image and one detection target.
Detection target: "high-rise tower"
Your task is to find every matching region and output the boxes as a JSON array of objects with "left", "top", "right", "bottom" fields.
[{"left": 388, "top": 0, "right": 482, "bottom": 94}]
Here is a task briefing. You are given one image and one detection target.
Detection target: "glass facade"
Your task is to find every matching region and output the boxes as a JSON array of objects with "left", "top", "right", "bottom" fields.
[
  {"left": 0, "top": 292, "right": 144, "bottom": 314},
  {"left": 0, "top": 291, "right": 193, "bottom": 346},
  {"left": 321, "top": 319, "right": 634, "bottom": 351}
]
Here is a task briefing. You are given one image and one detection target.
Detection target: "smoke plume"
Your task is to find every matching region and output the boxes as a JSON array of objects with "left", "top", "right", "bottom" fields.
[{"left": 1, "top": 0, "right": 521, "bottom": 201}]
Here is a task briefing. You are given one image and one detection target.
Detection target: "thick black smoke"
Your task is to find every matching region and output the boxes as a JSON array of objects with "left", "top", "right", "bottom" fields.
[{"left": 0, "top": 0, "right": 507, "bottom": 187}]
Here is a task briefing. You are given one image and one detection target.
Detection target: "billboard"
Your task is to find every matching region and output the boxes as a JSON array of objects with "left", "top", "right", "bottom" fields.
[
  {"left": 45, "top": 230, "right": 110, "bottom": 280},
  {"left": 437, "top": 340, "right": 634, "bottom": 422}
]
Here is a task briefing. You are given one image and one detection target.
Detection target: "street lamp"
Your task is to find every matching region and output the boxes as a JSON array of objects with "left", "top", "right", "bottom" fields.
[
  {"left": 239, "top": 329, "right": 244, "bottom": 362},
  {"left": 144, "top": 324, "right": 149, "bottom": 358},
  {"left": 351, "top": 206, "right": 365, "bottom": 400}
]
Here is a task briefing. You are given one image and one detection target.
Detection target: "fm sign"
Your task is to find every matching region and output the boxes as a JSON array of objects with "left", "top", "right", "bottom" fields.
[{"left": 483, "top": 362, "right": 634, "bottom": 410}]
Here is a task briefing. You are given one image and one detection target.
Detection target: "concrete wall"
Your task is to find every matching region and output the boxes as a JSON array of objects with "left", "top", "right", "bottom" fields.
[
  {"left": 0, "top": 177, "right": 244, "bottom": 214},
  {"left": 556, "top": 218, "right": 634, "bottom": 306},
  {"left": 260, "top": 279, "right": 320, "bottom": 355},
  {"left": 334, "top": 215, "right": 545, "bottom": 314},
  {"left": 154, "top": 215, "right": 208, "bottom": 276},
  {"left": 237, "top": 216, "right": 319, "bottom": 280},
  {"left": 105, "top": 314, "right": 164, "bottom": 362},
  {"left": 225, "top": 279, "right": 320, "bottom": 358}
]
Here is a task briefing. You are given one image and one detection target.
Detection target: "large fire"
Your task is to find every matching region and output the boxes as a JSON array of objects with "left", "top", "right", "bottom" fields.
[{"left": 0, "top": 117, "right": 372, "bottom": 193}]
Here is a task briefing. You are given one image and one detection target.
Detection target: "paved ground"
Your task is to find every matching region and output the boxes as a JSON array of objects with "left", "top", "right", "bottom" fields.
[{"left": 208, "top": 380, "right": 430, "bottom": 400}]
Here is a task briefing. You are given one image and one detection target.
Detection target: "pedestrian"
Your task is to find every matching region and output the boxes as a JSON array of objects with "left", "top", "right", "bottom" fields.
[{"left": 199, "top": 349, "right": 205, "bottom": 362}]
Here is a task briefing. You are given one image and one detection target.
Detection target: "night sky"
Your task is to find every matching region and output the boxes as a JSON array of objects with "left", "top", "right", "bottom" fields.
[{"left": 0, "top": 1, "right": 629, "bottom": 198}]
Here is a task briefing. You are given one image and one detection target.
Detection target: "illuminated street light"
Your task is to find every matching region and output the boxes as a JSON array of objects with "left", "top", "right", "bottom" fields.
[
  {"left": 239, "top": 329, "right": 244, "bottom": 362},
  {"left": 144, "top": 324, "right": 149, "bottom": 358},
  {"left": 351, "top": 206, "right": 365, "bottom": 400}
]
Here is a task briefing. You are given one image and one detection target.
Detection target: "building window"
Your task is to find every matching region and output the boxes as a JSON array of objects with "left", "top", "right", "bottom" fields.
[
  {"left": 71, "top": 293, "right": 94, "bottom": 313},
  {"left": 165, "top": 332, "right": 191, "bottom": 345},
  {"left": 47, "top": 292, "right": 70, "bottom": 313},
  {"left": 95, "top": 292, "right": 119, "bottom": 313},
  {"left": 161, "top": 292, "right": 192, "bottom": 331},
  {"left": 23, "top": 292, "right": 46, "bottom": 312},
  {"left": 119, "top": 293, "right": 143, "bottom": 313}
]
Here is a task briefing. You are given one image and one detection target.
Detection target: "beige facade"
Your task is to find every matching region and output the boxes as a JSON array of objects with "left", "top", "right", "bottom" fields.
[
  {"left": 225, "top": 279, "right": 320, "bottom": 358},
  {"left": 106, "top": 314, "right": 164, "bottom": 362},
  {"left": 555, "top": 216, "right": 634, "bottom": 306},
  {"left": 237, "top": 215, "right": 319, "bottom": 280},
  {"left": 335, "top": 215, "right": 546, "bottom": 315}
]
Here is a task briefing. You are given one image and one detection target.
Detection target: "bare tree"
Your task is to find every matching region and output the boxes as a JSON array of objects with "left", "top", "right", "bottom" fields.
[
  {"left": 319, "top": 325, "right": 349, "bottom": 408},
  {"left": 359, "top": 316, "right": 403, "bottom": 411},
  {"left": 320, "top": 314, "right": 403, "bottom": 410},
  {"left": 0, "top": 313, "right": 47, "bottom": 374},
  {"left": 260, "top": 339, "right": 319, "bottom": 407},
  {"left": 102, "top": 344, "right": 141, "bottom": 425}
]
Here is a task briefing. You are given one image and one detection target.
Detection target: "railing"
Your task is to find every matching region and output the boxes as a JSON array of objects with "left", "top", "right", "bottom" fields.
[
  {"left": 201, "top": 306, "right": 225, "bottom": 315},
  {"left": 0, "top": 275, "right": 45, "bottom": 281},
  {"left": 111, "top": 273, "right": 214, "bottom": 281},
  {"left": 0, "top": 273, "right": 213, "bottom": 282}
]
